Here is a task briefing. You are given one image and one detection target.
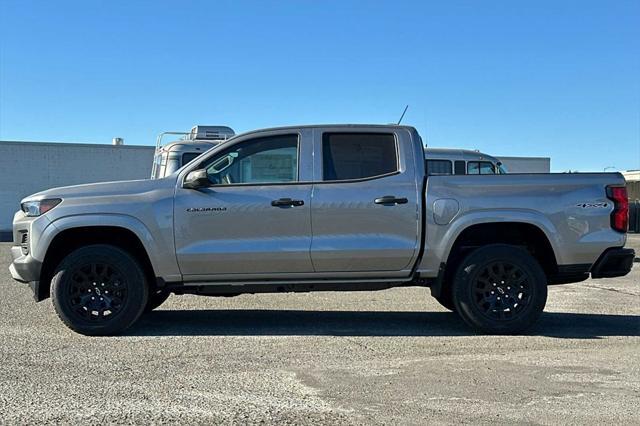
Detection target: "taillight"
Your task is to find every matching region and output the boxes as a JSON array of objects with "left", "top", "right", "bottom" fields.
[{"left": 606, "top": 186, "right": 629, "bottom": 233}]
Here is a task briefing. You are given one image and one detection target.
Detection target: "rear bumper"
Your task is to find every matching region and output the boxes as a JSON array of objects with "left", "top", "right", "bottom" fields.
[{"left": 591, "top": 248, "right": 635, "bottom": 278}]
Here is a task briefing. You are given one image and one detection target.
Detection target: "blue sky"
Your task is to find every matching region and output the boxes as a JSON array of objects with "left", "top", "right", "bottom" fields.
[{"left": 1, "top": 0, "right": 638, "bottom": 172}]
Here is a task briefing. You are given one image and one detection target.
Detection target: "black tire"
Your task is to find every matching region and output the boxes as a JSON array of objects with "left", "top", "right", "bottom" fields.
[
  {"left": 452, "top": 244, "right": 547, "bottom": 334},
  {"left": 145, "top": 289, "right": 170, "bottom": 312},
  {"left": 50, "top": 244, "right": 149, "bottom": 336},
  {"left": 434, "top": 286, "right": 456, "bottom": 312}
]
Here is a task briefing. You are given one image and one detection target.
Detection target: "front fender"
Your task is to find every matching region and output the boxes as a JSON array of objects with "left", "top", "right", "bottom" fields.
[{"left": 36, "top": 213, "right": 181, "bottom": 282}]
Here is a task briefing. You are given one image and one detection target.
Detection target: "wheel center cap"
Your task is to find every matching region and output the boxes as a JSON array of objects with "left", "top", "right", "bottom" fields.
[
  {"left": 497, "top": 287, "right": 505, "bottom": 295},
  {"left": 95, "top": 288, "right": 102, "bottom": 296}
]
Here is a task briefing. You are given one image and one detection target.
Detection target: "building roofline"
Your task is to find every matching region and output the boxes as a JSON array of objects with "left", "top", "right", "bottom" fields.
[
  {"left": 0, "top": 140, "right": 154, "bottom": 149},
  {"left": 496, "top": 155, "right": 551, "bottom": 161}
]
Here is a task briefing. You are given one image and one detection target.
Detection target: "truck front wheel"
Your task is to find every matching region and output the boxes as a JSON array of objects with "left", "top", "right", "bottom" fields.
[
  {"left": 452, "top": 244, "right": 547, "bottom": 334},
  {"left": 50, "top": 245, "right": 149, "bottom": 336}
]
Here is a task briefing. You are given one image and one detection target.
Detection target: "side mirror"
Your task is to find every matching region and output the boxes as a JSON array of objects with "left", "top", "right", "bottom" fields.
[{"left": 183, "top": 169, "right": 210, "bottom": 189}]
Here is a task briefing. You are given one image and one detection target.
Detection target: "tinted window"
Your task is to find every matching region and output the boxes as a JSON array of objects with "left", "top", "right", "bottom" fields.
[
  {"left": 454, "top": 160, "right": 466, "bottom": 175},
  {"left": 426, "top": 160, "right": 453, "bottom": 176},
  {"left": 205, "top": 134, "right": 298, "bottom": 185},
  {"left": 467, "top": 161, "right": 496, "bottom": 175},
  {"left": 322, "top": 133, "right": 397, "bottom": 181}
]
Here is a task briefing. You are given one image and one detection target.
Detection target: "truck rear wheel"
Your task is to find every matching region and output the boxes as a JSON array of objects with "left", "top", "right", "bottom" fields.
[
  {"left": 452, "top": 244, "right": 547, "bottom": 334},
  {"left": 50, "top": 245, "right": 148, "bottom": 336}
]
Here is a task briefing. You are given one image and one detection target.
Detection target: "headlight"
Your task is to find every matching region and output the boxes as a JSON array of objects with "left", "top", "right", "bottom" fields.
[{"left": 21, "top": 198, "right": 62, "bottom": 217}]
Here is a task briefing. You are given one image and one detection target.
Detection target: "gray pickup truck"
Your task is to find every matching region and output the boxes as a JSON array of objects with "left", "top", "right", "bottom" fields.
[{"left": 9, "top": 125, "right": 635, "bottom": 336}]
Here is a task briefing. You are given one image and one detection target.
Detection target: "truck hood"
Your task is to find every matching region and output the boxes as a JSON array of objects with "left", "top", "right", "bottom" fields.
[{"left": 22, "top": 178, "right": 174, "bottom": 203}]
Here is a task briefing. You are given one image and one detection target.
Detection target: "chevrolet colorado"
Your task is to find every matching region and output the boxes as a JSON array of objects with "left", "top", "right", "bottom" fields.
[{"left": 9, "top": 125, "right": 635, "bottom": 335}]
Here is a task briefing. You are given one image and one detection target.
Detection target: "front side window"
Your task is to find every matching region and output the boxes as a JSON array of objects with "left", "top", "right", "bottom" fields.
[
  {"left": 426, "top": 160, "right": 453, "bottom": 176},
  {"left": 467, "top": 161, "right": 496, "bottom": 175},
  {"left": 204, "top": 134, "right": 298, "bottom": 185},
  {"left": 322, "top": 133, "right": 397, "bottom": 181}
]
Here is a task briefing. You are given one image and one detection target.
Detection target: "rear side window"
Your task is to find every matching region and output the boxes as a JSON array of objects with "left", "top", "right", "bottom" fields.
[
  {"left": 322, "top": 133, "right": 397, "bottom": 181},
  {"left": 468, "top": 161, "right": 496, "bottom": 175},
  {"left": 454, "top": 160, "right": 466, "bottom": 175},
  {"left": 426, "top": 160, "right": 453, "bottom": 176}
]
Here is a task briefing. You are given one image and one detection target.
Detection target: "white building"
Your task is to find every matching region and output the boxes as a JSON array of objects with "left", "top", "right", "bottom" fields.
[
  {"left": 497, "top": 156, "right": 551, "bottom": 173},
  {"left": 0, "top": 141, "right": 154, "bottom": 238}
]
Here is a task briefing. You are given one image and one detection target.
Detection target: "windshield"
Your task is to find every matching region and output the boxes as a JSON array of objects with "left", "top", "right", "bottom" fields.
[{"left": 497, "top": 163, "right": 508, "bottom": 174}]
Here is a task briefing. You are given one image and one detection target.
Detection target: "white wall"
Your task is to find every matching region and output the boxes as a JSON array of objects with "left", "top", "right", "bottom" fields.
[
  {"left": 497, "top": 156, "right": 550, "bottom": 173},
  {"left": 0, "top": 141, "right": 154, "bottom": 234}
]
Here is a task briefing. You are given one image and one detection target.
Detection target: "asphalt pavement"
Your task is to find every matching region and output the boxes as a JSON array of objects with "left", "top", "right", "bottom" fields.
[{"left": 0, "top": 242, "right": 638, "bottom": 424}]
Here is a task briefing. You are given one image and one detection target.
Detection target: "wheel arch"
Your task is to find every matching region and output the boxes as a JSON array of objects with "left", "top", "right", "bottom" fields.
[
  {"left": 37, "top": 221, "right": 161, "bottom": 301},
  {"left": 431, "top": 220, "right": 559, "bottom": 299}
]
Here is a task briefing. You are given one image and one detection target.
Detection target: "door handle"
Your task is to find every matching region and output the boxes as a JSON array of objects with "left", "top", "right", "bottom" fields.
[
  {"left": 374, "top": 195, "right": 408, "bottom": 205},
  {"left": 271, "top": 198, "right": 305, "bottom": 207}
]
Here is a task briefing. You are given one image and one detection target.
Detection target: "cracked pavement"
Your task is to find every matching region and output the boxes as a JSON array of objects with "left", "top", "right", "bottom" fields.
[{"left": 0, "top": 241, "right": 638, "bottom": 424}]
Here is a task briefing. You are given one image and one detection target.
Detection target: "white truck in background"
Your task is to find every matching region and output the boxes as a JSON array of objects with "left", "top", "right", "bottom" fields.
[{"left": 151, "top": 125, "right": 235, "bottom": 179}]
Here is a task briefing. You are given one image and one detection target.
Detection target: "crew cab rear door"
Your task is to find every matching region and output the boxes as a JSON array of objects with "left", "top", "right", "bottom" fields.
[{"left": 309, "top": 127, "right": 422, "bottom": 273}]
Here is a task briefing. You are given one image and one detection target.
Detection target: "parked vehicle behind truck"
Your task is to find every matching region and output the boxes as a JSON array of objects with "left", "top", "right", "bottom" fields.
[
  {"left": 151, "top": 125, "right": 235, "bottom": 179},
  {"left": 10, "top": 124, "right": 635, "bottom": 336},
  {"left": 425, "top": 148, "right": 507, "bottom": 175}
]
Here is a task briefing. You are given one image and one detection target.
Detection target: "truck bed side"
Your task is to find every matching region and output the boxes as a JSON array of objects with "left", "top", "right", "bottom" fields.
[{"left": 418, "top": 172, "right": 627, "bottom": 277}]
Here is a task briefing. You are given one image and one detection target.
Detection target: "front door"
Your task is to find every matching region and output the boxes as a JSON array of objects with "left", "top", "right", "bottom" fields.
[{"left": 174, "top": 131, "right": 314, "bottom": 278}]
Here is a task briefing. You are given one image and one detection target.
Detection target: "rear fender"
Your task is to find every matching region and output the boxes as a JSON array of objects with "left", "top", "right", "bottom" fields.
[{"left": 419, "top": 209, "right": 561, "bottom": 276}]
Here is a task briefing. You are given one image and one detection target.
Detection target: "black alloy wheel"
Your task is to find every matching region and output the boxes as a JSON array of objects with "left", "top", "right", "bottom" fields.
[
  {"left": 65, "top": 262, "right": 128, "bottom": 321},
  {"left": 51, "top": 245, "right": 148, "bottom": 336},
  {"left": 452, "top": 244, "right": 547, "bottom": 334},
  {"left": 471, "top": 261, "right": 533, "bottom": 321}
]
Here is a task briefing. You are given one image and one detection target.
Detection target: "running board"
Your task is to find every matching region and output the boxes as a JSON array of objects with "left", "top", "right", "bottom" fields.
[{"left": 168, "top": 278, "right": 421, "bottom": 296}]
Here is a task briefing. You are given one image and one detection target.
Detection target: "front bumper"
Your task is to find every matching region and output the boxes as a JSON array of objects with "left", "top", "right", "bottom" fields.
[
  {"left": 591, "top": 247, "right": 636, "bottom": 278},
  {"left": 9, "top": 245, "right": 45, "bottom": 301},
  {"left": 9, "top": 245, "right": 42, "bottom": 283}
]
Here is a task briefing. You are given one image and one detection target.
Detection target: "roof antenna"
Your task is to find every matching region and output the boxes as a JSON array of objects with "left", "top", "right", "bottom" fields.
[{"left": 397, "top": 105, "right": 409, "bottom": 125}]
